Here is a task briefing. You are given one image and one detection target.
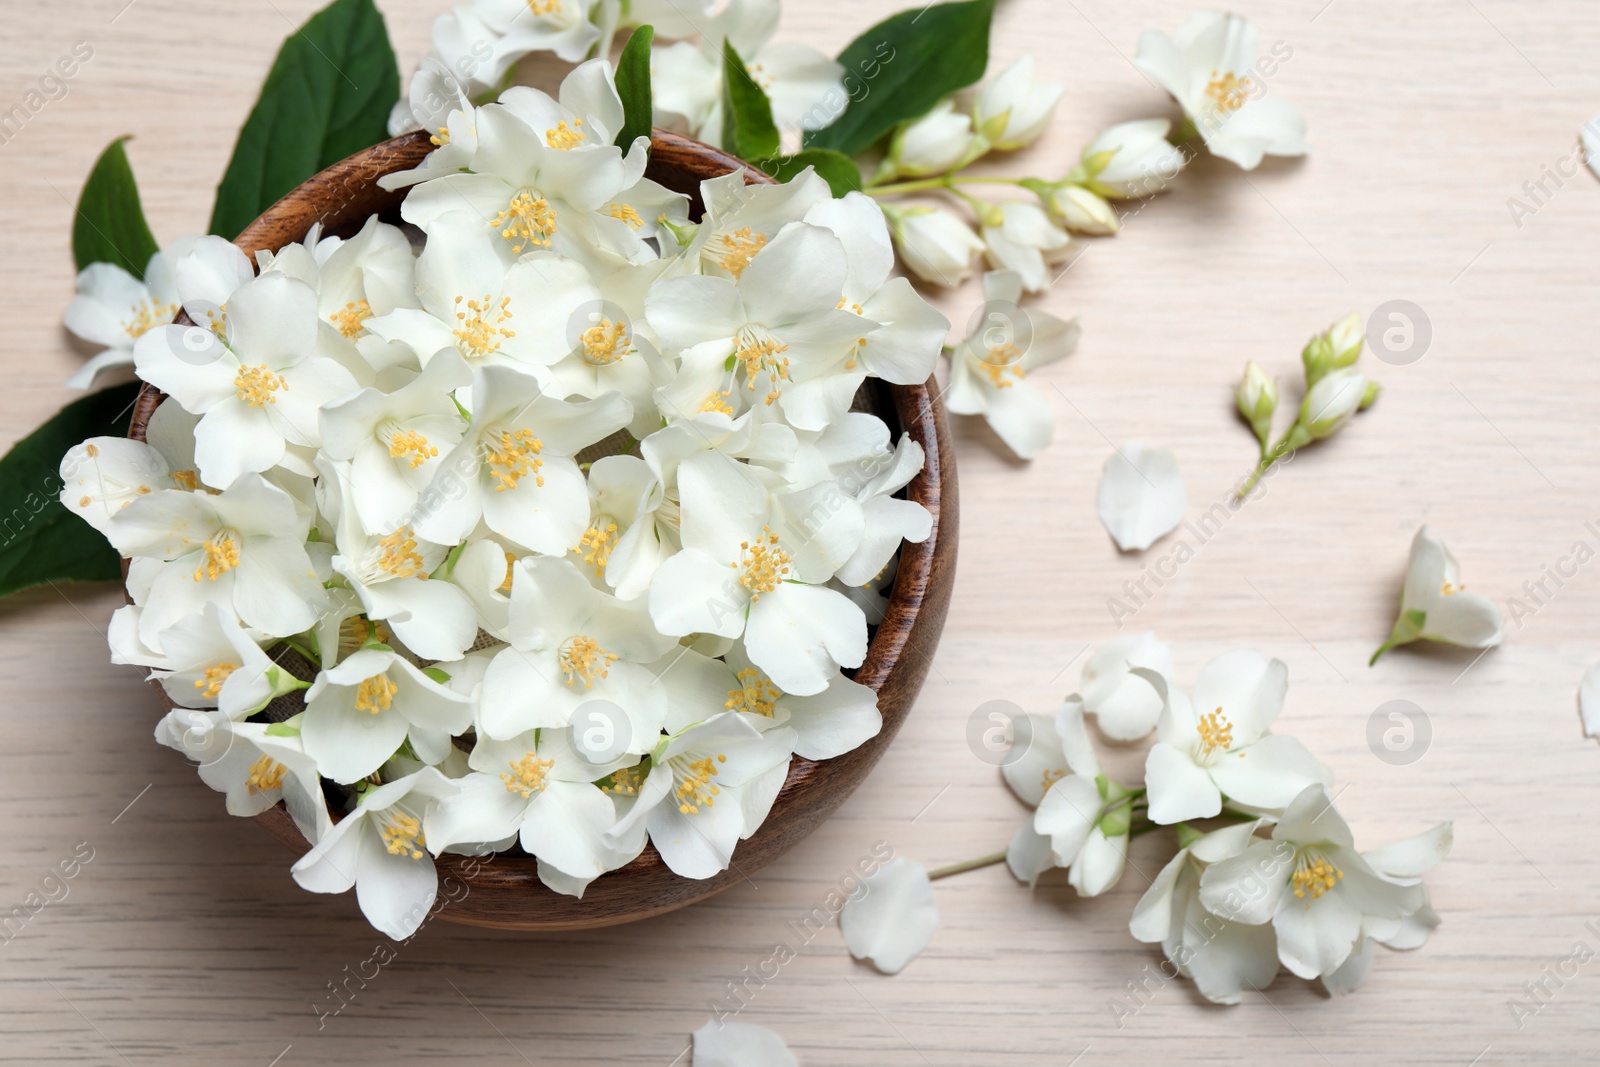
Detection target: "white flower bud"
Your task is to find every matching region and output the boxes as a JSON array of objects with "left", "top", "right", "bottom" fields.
[
  {"left": 883, "top": 204, "right": 986, "bottom": 288},
  {"left": 1080, "top": 119, "right": 1186, "bottom": 198},
  {"left": 974, "top": 55, "right": 1064, "bottom": 151},
  {"left": 1236, "top": 360, "right": 1278, "bottom": 443},
  {"left": 1302, "top": 312, "right": 1365, "bottom": 385},
  {"left": 1299, "top": 368, "right": 1368, "bottom": 440},
  {"left": 1044, "top": 184, "right": 1119, "bottom": 236},
  {"left": 884, "top": 100, "right": 983, "bottom": 179}
]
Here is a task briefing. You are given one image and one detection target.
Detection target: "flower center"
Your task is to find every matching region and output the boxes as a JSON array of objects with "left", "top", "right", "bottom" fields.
[
  {"left": 484, "top": 428, "right": 544, "bottom": 491},
  {"left": 674, "top": 753, "right": 726, "bottom": 814},
  {"left": 558, "top": 635, "right": 618, "bottom": 688},
  {"left": 1441, "top": 581, "right": 1464, "bottom": 596},
  {"left": 234, "top": 363, "right": 287, "bottom": 407},
  {"left": 192, "top": 532, "right": 240, "bottom": 582},
  {"left": 338, "top": 615, "right": 390, "bottom": 656},
  {"left": 246, "top": 755, "right": 288, "bottom": 794},
  {"left": 1205, "top": 71, "right": 1252, "bottom": 113},
  {"left": 734, "top": 326, "right": 791, "bottom": 406},
  {"left": 377, "top": 526, "right": 427, "bottom": 579},
  {"left": 493, "top": 191, "right": 557, "bottom": 253},
  {"left": 527, "top": 0, "right": 562, "bottom": 15},
  {"left": 1196, "top": 708, "right": 1234, "bottom": 757},
  {"left": 378, "top": 810, "right": 426, "bottom": 860},
  {"left": 389, "top": 429, "right": 438, "bottom": 469},
  {"left": 500, "top": 551, "right": 516, "bottom": 593},
  {"left": 173, "top": 469, "right": 201, "bottom": 491},
  {"left": 1291, "top": 853, "right": 1343, "bottom": 901},
  {"left": 577, "top": 520, "right": 618, "bottom": 575},
  {"left": 699, "top": 388, "right": 735, "bottom": 416},
  {"left": 453, "top": 293, "right": 516, "bottom": 358},
  {"left": 732, "top": 527, "right": 792, "bottom": 600},
  {"left": 502, "top": 752, "right": 555, "bottom": 798},
  {"left": 355, "top": 674, "right": 398, "bottom": 714},
  {"left": 430, "top": 125, "right": 450, "bottom": 147},
  {"left": 1041, "top": 768, "right": 1067, "bottom": 794},
  {"left": 607, "top": 203, "right": 643, "bottom": 229},
  {"left": 545, "top": 119, "right": 584, "bottom": 150},
  {"left": 580, "top": 318, "right": 632, "bottom": 366},
  {"left": 708, "top": 227, "right": 767, "bottom": 278},
  {"left": 330, "top": 299, "right": 372, "bottom": 339},
  {"left": 602, "top": 765, "right": 646, "bottom": 795},
  {"left": 193, "top": 662, "right": 238, "bottom": 699},
  {"left": 726, "top": 667, "right": 781, "bottom": 717},
  {"left": 124, "top": 300, "right": 176, "bottom": 340},
  {"left": 981, "top": 342, "right": 1025, "bottom": 388}
]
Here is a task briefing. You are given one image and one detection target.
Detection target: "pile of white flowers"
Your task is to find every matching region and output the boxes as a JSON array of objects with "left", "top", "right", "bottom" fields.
[{"left": 58, "top": 59, "right": 950, "bottom": 939}]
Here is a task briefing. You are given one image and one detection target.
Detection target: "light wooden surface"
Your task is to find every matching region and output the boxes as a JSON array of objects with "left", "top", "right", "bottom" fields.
[{"left": 3, "top": 1, "right": 1599, "bottom": 1063}]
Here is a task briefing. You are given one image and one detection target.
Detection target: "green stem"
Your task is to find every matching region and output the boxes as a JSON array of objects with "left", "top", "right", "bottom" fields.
[
  {"left": 865, "top": 174, "right": 1031, "bottom": 197},
  {"left": 1235, "top": 435, "right": 1296, "bottom": 499},
  {"left": 276, "top": 635, "right": 319, "bottom": 663},
  {"left": 928, "top": 850, "right": 1007, "bottom": 880}
]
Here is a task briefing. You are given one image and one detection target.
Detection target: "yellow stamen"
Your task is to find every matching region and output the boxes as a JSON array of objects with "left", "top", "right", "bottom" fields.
[
  {"left": 1291, "top": 854, "right": 1343, "bottom": 901},
  {"left": 545, "top": 119, "right": 584, "bottom": 150},
  {"left": 699, "top": 389, "right": 735, "bottom": 416},
  {"left": 355, "top": 674, "right": 398, "bottom": 714},
  {"left": 379, "top": 810, "right": 426, "bottom": 860},
  {"left": 192, "top": 534, "right": 240, "bottom": 582},
  {"left": 606, "top": 203, "right": 643, "bottom": 229},
  {"left": 124, "top": 300, "right": 177, "bottom": 340},
  {"left": 173, "top": 470, "right": 201, "bottom": 491},
  {"left": 389, "top": 430, "right": 438, "bottom": 469},
  {"left": 527, "top": 0, "right": 562, "bottom": 16},
  {"left": 377, "top": 526, "right": 427, "bottom": 579},
  {"left": 492, "top": 192, "right": 557, "bottom": 253},
  {"left": 429, "top": 125, "right": 450, "bottom": 147},
  {"left": 708, "top": 227, "right": 768, "bottom": 278},
  {"left": 330, "top": 299, "right": 373, "bottom": 339},
  {"left": 981, "top": 342, "right": 1025, "bottom": 388},
  {"left": 1441, "top": 581, "right": 1464, "bottom": 595},
  {"left": 730, "top": 526, "right": 791, "bottom": 601},
  {"left": 1196, "top": 708, "right": 1234, "bottom": 757},
  {"left": 1041, "top": 768, "right": 1067, "bottom": 794},
  {"left": 580, "top": 318, "right": 631, "bottom": 366},
  {"left": 734, "top": 328, "right": 791, "bottom": 405},
  {"left": 578, "top": 521, "right": 618, "bottom": 576},
  {"left": 234, "top": 364, "right": 287, "bottom": 407},
  {"left": 1205, "top": 70, "right": 1252, "bottom": 113},
  {"left": 484, "top": 428, "right": 544, "bottom": 491},
  {"left": 675, "top": 753, "right": 726, "bottom": 814},
  {"left": 453, "top": 293, "right": 516, "bottom": 359},
  {"left": 725, "top": 667, "right": 781, "bottom": 717},
  {"left": 559, "top": 635, "right": 618, "bottom": 689},
  {"left": 501, "top": 752, "right": 555, "bottom": 798},
  {"left": 193, "top": 662, "right": 238, "bottom": 699},
  {"left": 500, "top": 551, "right": 517, "bottom": 593},
  {"left": 246, "top": 755, "right": 288, "bottom": 794},
  {"left": 603, "top": 765, "right": 646, "bottom": 796}
]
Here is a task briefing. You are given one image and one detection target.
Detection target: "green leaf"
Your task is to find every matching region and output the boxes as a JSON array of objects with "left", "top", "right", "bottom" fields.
[
  {"left": 762, "top": 149, "right": 862, "bottom": 197},
  {"left": 803, "top": 0, "right": 995, "bottom": 157},
  {"left": 615, "top": 24, "right": 655, "bottom": 149},
  {"left": 421, "top": 667, "right": 452, "bottom": 685},
  {"left": 0, "top": 382, "right": 141, "bottom": 599},
  {"left": 208, "top": 0, "right": 400, "bottom": 239},
  {"left": 721, "top": 40, "right": 780, "bottom": 162},
  {"left": 72, "top": 138, "right": 160, "bottom": 279}
]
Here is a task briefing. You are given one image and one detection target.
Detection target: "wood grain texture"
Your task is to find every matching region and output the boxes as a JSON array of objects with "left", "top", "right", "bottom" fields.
[{"left": 5, "top": 0, "right": 1600, "bottom": 1063}]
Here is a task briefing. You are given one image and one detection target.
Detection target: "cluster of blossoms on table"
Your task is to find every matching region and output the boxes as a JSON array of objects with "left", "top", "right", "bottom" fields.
[{"left": 59, "top": 56, "right": 952, "bottom": 940}]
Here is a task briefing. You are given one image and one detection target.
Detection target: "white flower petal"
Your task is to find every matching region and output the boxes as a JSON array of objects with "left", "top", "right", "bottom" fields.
[
  {"left": 1096, "top": 440, "right": 1186, "bottom": 552},
  {"left": 839, "top": 856, "right": 938, "bottom": 975}
]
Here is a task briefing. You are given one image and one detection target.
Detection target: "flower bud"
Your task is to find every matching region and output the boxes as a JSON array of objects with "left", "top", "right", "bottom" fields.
[
  {"left": 1236, "top": 360, "right": 1278, "bottom": 444},
  {"left": 1360, "top": 379, "right": 1382, "bottom": 410},
  {"left": 881, "top": 99, "right": 984, "bottom": 180},
  {"left": 1302, "top": 312, "right": 1365, "bottom": 386},
  {"left": 1042, "top": 183, "right": 1119, "bottom": 236},
  {"left": 882, "top": 204, "right": 986, "bottom": 288},
  {"left": 1078, "top": 118, "right": 1186, "bottom": 198},
  {"left": 973, "top": 55, "right": 1064, "bottom": 151},
  {"left": 1299, "top": 368, "right": 1368, "bottom": 440}
]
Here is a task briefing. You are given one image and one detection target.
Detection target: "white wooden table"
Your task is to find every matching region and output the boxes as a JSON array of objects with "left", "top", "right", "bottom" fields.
[{"left": 2, "top": 0, "right": 1597, "bottom": 1062}]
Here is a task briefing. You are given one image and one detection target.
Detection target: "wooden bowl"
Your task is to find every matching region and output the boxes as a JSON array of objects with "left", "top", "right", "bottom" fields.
[{"left": 127, "top": 129, "right": 958, "bottom": 930}]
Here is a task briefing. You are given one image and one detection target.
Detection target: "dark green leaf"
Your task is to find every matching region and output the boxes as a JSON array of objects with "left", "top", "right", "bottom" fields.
[
  {"left": 762, "top": 149, "right": 862, "bottom": 197},
  {"left": 208, "top": 0, "right": 399, "bottom": 239},
  {"left": 72, "top": 138, "right": 160, "bottom": 279},
  {"left": 721, "top": 40, "right": 780, "bottom": 162},
  {"left": 0, "top": 383, "right": 142, "bottom": 599},
  {"left": 803, "top": 0, "right": 995, "bottom": 157},
  {"left": 615, "top": 24, "right": 655, "bottom": 149}
]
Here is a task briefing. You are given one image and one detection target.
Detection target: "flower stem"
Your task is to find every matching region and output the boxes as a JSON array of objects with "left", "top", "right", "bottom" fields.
[
  {"left": 276, "top": 635, "right": 319, "bottom": 664},
  {"left": 928, "top": 850, "right": 1007, "bottom": 880},
  {"left": 865, "top": 174, "right": 1031, "bottom": 197},
  {"left": 1235, "top": 435, "right": 1296, "bottom": 499}
]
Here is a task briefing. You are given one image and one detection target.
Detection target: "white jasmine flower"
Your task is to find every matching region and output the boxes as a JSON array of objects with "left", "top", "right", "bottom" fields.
[
  {"left": 839, "top": 856, "right": 938, "bottom": 974},
  {"left": 59, "top": 437, "right": 186, "bottom": 536},
  {"left": 546, "top": 300, "right": 669, "bottom": 440},
  {"left": 169, "top": 235, "right": 257, "bottom": 331},
  {"left": 62, "top": 253, "right": 179, "bottom": 388},
  {"left": 1198, "top": 786, "right": 1437, "bottom": 981},
  {"left": 882, "top": 99, "right": 982, "bottom": 179},
  {"left": 301, "top": 647, "right": 475, "bottom": 783},
  {"left": 604, "top": 711, "right": 796, "bottom": 879},
  {"left": 132, "top": 272, "right": 359, "bottom": 486},
  {"left": 973, "top": 54, "right": 1064, "bottom": 151},
  {"left": 1080, "top": 632, "right": 1172, "bottom": 742},
  {"left": 412, "top": 363, "right": 630, "bottom": 553},
  {"left": 1141, "top": 650, "right": 1330, "bottom": 825},
  {"left": 146, "top": 601, "right": 303, "bottom": 716},
  {"left": 691, "top": 1019, "right": 798, "bottom": 1067},
  {"left": 980, "top": 201, "right": 1071, "bottom": 294},
  {"left": 1128, "top": 820, "right": 1279, "bottom": 1005},
  {"left": 291, "top": 766, "right": 459, "bottom": 940},
  {"left": 1372, "top": 526, "right": 1504, "bottom": 663},
  {"left": 944, "top": 270, "right": 1079, "bottom": 460},
  {"left": 683, "top": 168, "right": 834, "bottom": 281},
  {"left": 578, "top": 453, "right": 679, "bottom": 601},
  {"left": 1134, "top": 12, "right": 1307, "bottom": 170},
  {"left": 881, "top": 203, "right": 986, "bottom": 288},
  {"left": 257, "top": 214, "right": 419, "bottom": 356},
  {"left": 477, "top": 555, "right": 675, "bottom": 742},
  {"left": 155, "top": 710, "right": 331, "bottom": 841},
  {"left": 1079, "top": 118, "right": 1186, "bottom": 198},
  {"left": 647, "top": 451, "right": 867, "bottom": 696},
  {"left": 472, "top": 0, "right": 602, "bottom": 64},
  {"left": 649, "top": 0, "right": 844, "bottom": 146},
  {"left": 1096, "top": 441, "right": 1187, "bottom": 552},
  {"left": 104, "top": 473, "right": 327, "bottom": 647}
]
